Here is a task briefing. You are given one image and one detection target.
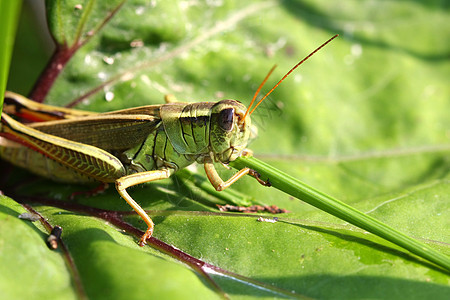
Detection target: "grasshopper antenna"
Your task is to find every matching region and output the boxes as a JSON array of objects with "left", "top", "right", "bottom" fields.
[
  {"left": 244, "top": 34, "right": 339, "bottom": 119},
  {"left": 243, "top": 64, "right": 277, "bottom": 120}
]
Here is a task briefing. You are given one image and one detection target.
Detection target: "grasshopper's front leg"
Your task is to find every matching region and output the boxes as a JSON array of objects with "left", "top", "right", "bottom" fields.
[
  {"left": 204, "top": 162, "right": 271, "bottom": 191},
  {"left": 116, "top": 168, "right": 175, "bottom": 246}
]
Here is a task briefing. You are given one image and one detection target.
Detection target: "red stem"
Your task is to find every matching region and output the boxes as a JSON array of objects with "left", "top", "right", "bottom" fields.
[{"left": 28, "top": 43, "right": 79, "bottom": 102}]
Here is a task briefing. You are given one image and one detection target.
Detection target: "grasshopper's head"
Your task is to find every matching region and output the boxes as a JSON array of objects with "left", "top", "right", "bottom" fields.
[{"left": 209, "top": 99, "right": 252, "bottom": 163}]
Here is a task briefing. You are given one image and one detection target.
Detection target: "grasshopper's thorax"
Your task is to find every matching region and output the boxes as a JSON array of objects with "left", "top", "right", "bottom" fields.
[
  {"left": 125, "top": 99, "right": 252, "bottom": 174},
  {"left": 208, "top": 99, "right": 251, "bottom": 163},
  {"left": 159, "top": 99, "right": 251, "bottom": 165}
]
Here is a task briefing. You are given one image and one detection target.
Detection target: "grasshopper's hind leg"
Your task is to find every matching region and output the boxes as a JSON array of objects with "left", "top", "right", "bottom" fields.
[{"left": 115, "top": 168, "right": 174, "bottom": 246}]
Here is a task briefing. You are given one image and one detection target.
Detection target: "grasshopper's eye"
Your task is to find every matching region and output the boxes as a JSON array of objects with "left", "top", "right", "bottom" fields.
[{"left": 218, "top": 108, "right": 234, "bottom": 132}]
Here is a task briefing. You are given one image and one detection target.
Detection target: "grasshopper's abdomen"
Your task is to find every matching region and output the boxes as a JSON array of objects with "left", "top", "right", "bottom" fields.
[
  {"left": 0, "top": 143, "right": 95, "bottom": 183},
  {"left": 1, "top": 113, "right": 126, "bottom": 183}
]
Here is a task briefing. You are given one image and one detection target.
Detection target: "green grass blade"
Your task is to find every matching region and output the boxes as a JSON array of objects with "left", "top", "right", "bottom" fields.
[
  {"left": 0, "top": 0, "right": 22, "bottom": 111},
  {"left": 230, "top": 155, "right": 450, "bottom": 272}
]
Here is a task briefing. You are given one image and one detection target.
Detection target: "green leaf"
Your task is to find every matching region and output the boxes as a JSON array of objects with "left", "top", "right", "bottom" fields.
[
  {"left": 3, "top": 0, "right": 449, "bottom": 299},
  {"left": 0, "top": 196, "right": 76, "bottom": 299},
  {"left": 0, "top": 0, "right": 22, "bottom": 110},
  {"left": 230, "top": 155, "right": 450, "bottom": 271}
]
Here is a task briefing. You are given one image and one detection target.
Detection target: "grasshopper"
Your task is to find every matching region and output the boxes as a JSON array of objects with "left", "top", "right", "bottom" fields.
[{"left": 0, "top": 35, "right": 337, "bottom": 246}]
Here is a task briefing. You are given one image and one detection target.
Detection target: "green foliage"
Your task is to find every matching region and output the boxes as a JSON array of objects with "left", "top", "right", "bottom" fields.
[
  {"left": 2, "top": 0, "right": 449, "bottom": 299},
  {"left": 0, "top": 0, "right": 22, "bottom": 109}
]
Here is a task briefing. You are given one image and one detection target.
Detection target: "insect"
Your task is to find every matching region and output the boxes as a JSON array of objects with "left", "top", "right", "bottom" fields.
[{"left": 0, "top": 35, "right": 337, "bottom": 246}]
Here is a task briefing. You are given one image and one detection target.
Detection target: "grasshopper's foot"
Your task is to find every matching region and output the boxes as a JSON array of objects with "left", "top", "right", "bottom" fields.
[
  {"left": 248, "top": 169, "right": 271, "bottom": 187},
  {"left": 139, "top": 226, "right": 154, "bottom": 246}
]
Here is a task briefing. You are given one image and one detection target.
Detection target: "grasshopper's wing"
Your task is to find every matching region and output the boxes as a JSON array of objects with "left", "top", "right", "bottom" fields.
[
  {"left": 1, "top": 113, "right": 125, "bottom": 182},
  {"left": 4, "top": 91, "right": 163, "bottom": 150},
  {"left": 4, "top": 90, "right": 159, "bottom": 121},
  {"left": 4, "top": 91, "right": 96, "bottom": 121},
  {"left": 29, "top": 107, "right": 162, "bottom": 151}
]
